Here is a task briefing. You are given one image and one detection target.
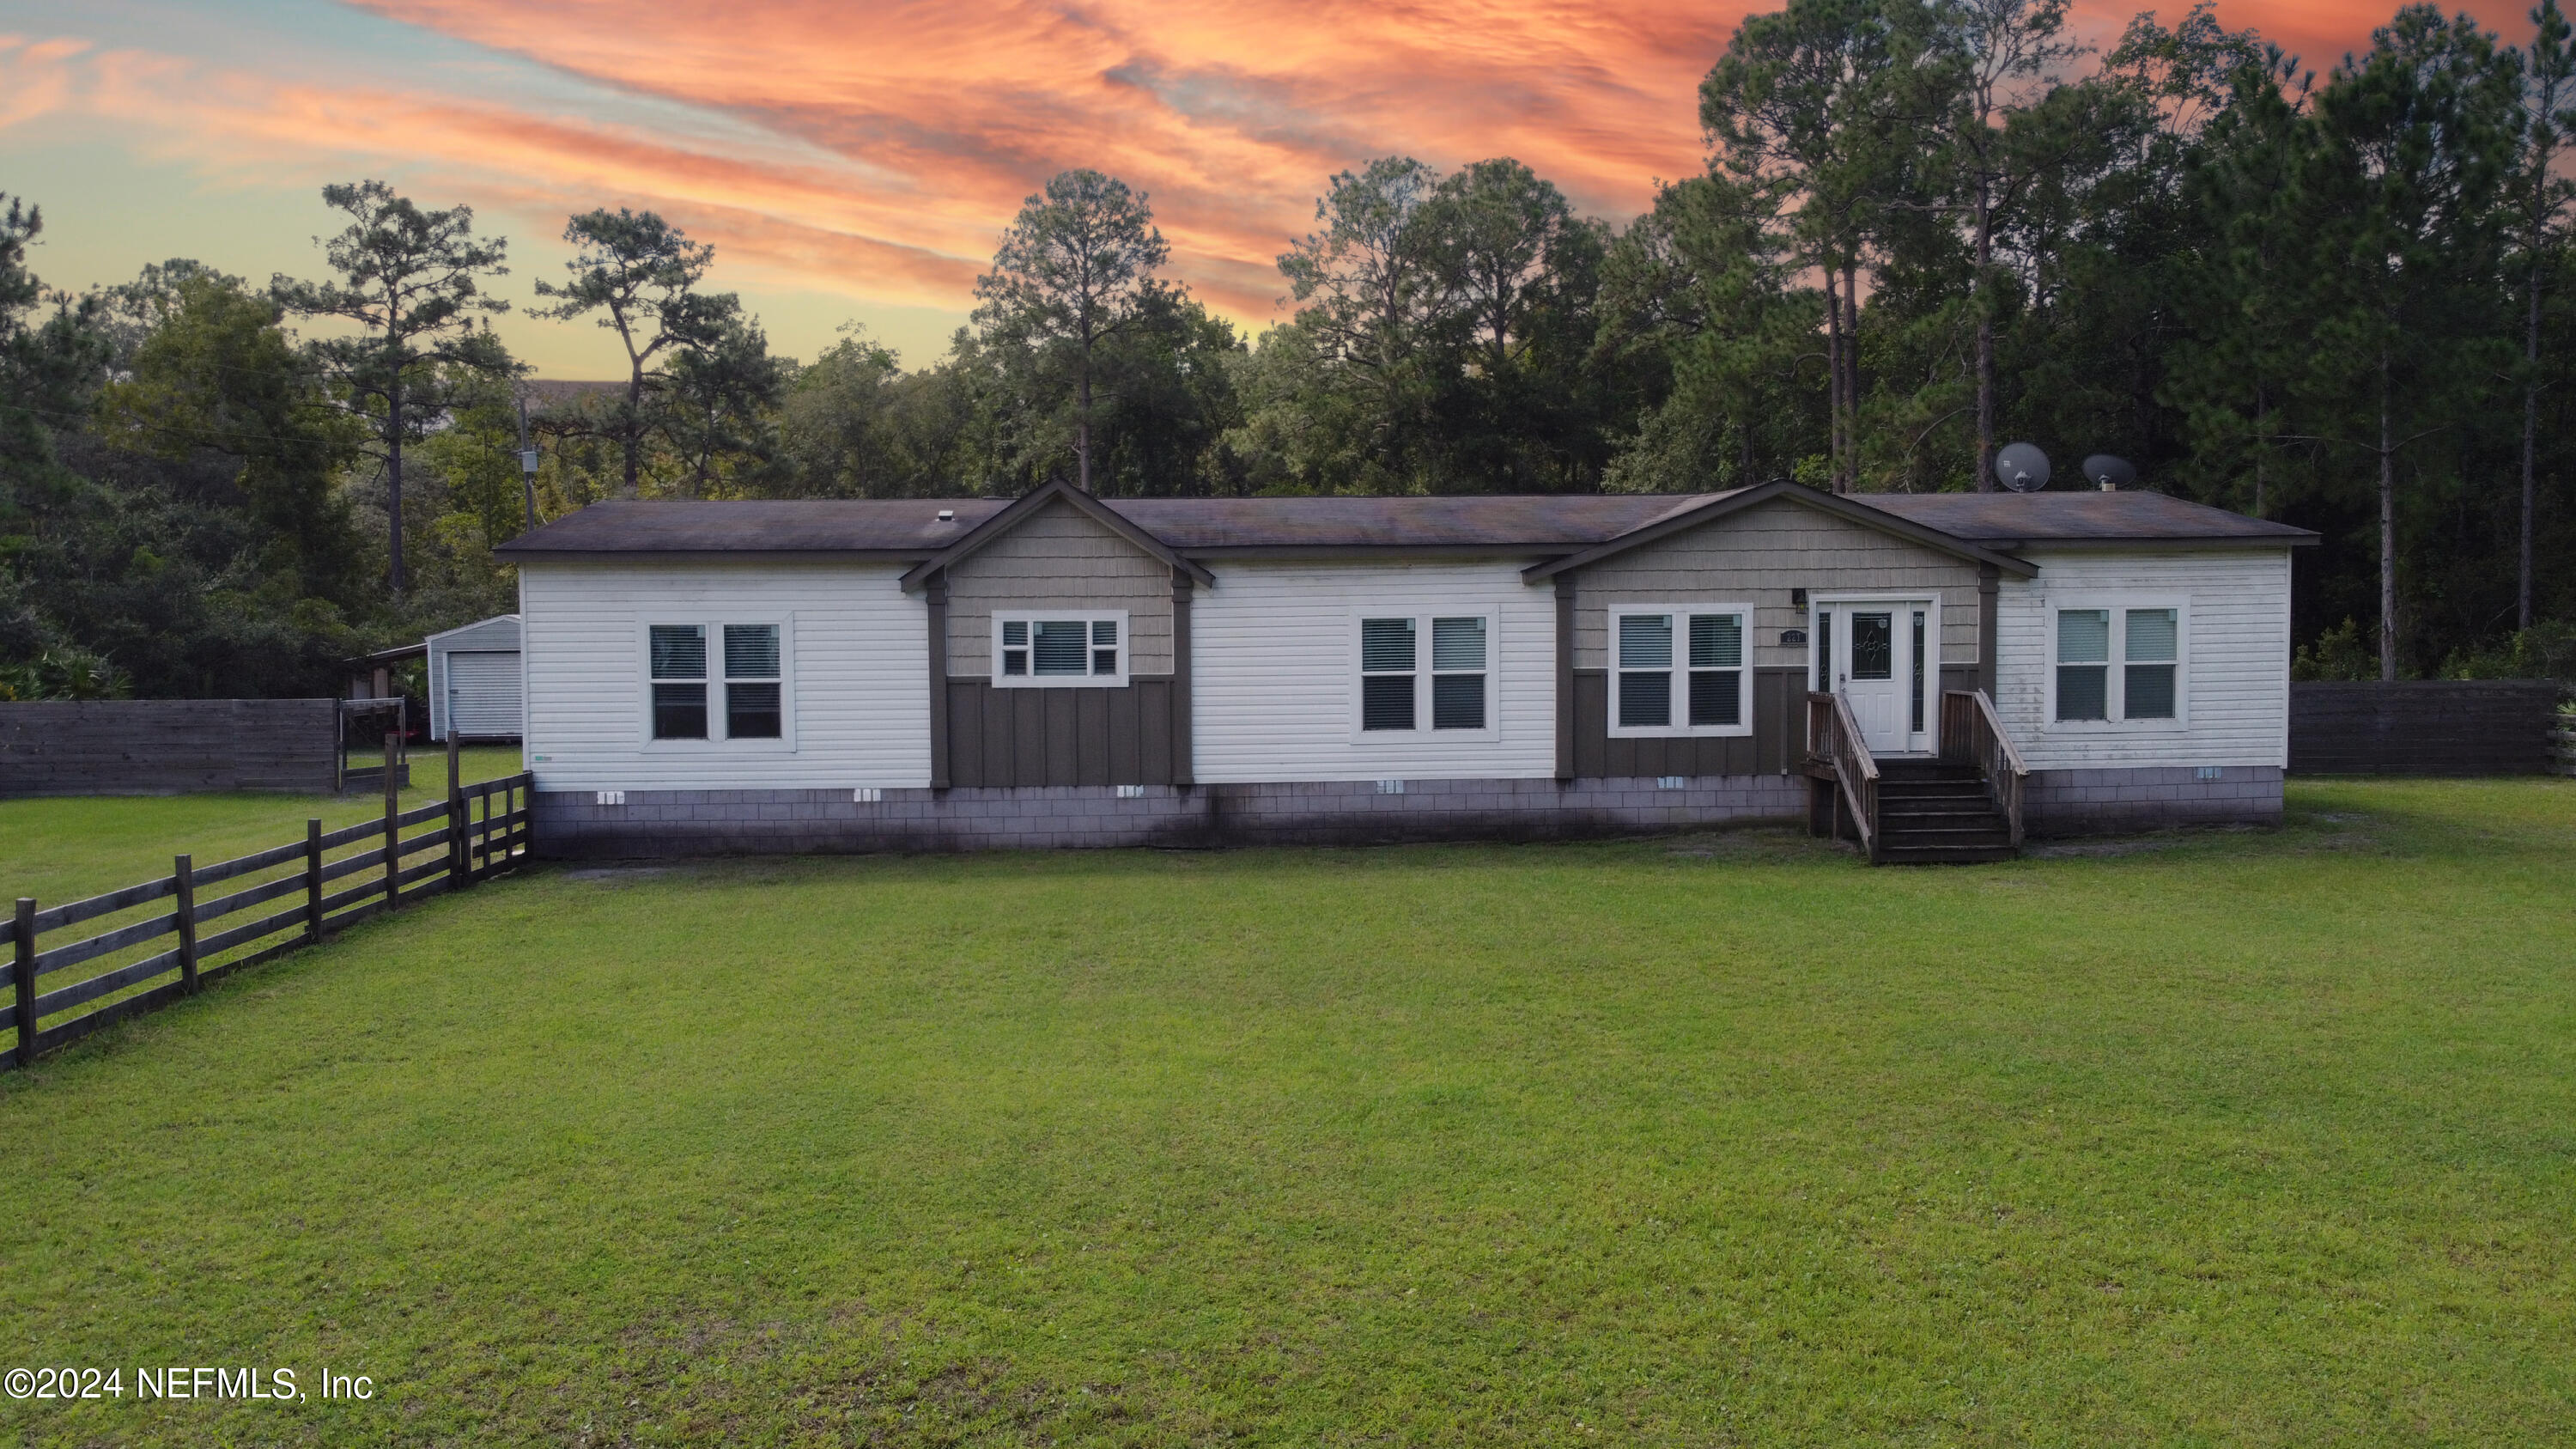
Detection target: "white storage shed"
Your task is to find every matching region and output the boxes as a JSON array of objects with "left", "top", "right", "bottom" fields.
[{"left": 426, "top": 614, "right": 524, "bottom": 743}]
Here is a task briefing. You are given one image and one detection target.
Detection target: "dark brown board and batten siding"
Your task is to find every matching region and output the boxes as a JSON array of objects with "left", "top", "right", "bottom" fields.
[
  {"left": 1571, "top": 667, "right": 1807, "bottom": 777},
  {"left": 944, "top": 677, "right": 1179, "bottom": 787}
]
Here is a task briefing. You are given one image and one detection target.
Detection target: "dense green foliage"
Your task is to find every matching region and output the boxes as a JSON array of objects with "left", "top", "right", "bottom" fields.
[
  {"left": 4, "top": 0, "right": 2574, "bottom": 696},
  {"left": 1, "top": 779, "right": 2572, "bottom": 1444}
]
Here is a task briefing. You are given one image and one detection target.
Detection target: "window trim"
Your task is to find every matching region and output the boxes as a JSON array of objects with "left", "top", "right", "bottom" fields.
[
  {"left": 2043, "top": 596, "right": 2189, "bottom": 731},
  {"left": 989, "top": 609, "right": 1130, "bottom": 688},
  {"left": 638, "top": 617, "right": 797, "bottom": 751},
  {"left": 1348, "top": 609, "right": 1500, "bottom": 742},
  {"left": 1607, "top": 602, "right": 1757, "bottom": 739}
]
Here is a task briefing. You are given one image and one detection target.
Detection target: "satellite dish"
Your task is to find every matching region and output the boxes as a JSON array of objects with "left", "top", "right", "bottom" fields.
[
  {"left": 1995, "top": 442, "right": 2050, "bottom": 492},
  {"left": 2081, "top": 454, "right": 2136, "bottom": 491}
]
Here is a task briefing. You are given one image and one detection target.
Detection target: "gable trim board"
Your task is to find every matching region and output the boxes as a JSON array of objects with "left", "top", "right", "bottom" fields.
[
  {"left": 900, "top": 479, "right": 1212, "bottom": 593},
  {"left": 1522, "top": 481, "right": 2040, "bottom": 584}
]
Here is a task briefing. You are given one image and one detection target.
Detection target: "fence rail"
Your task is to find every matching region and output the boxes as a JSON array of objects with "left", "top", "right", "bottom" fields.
[{"left": 3, "top": 740, "right": 534, "bottom": 1070}]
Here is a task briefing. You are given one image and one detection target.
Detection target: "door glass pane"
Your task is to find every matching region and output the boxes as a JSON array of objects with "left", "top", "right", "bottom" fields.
[
  {"left": 1619, "top": 671, "right": 1671, "bottom": 728},
  {"left": 652, "top": 682, "right": 707, "bottom": 739},
  {"left": 724, "top": 624, "right": 779, "bottom": 679},
  {"left": 1911, "top": 611, "right": 1926, "bottom": 733},
  {"left": 1815, "top": 612, "right": 1831, "bottom": 689},
  {"left": 2057, "top": 665, "right": 2108, "bottom": 721},
  {"left": 1688, "top": 670, "right": 1740, "bottom": 727},
  {"left": 726, "top": 682, "right": 781, "bottom": 739},
  {"left": 1850, "top": 612, "right": 1893, "bottom": 679},
  {"left": 1619, "top": 613, "right": 1672, "bottom": 670},
  {"left": 2125, "top": 663, "right": 2176, "bottom": 718},
  {"left": 1432, "top": 617, "right": 1485, "bottom": 671},
  {"left": 649, "top": 624, "right": 704, "bottom": 680},
  {"left": 1432, "top": 673, "right": 1485, "bottom": 729},
  {"left": 1032, "top": 619, "right": 1088, "bottom": 675},
  {"left": 1689, "top": 613, "right": 1741, "bottom": 669},
  {"left": 1362, "top": 673, "right": 1415, "bottom": 730},
  {"left": 1361, "top": 618, "right": 1416, "bottom": 673},
  {"left": 2126, "top": 608, "right": 2177, "bottom": 662},
  {"left": 2058, "top": 609, "right": 2111, "bottom": 663}
]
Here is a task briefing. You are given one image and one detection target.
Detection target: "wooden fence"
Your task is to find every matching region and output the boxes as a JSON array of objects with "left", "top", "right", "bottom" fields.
[
  {"left": 2, "top": 742, "right": 533, "bottom": 1070},
  {"left": 2288, "top": 680, "right": 2569, "bottom": 776},
  {"left": 0, "top": 699, "right": 342, "bottom": 797}
]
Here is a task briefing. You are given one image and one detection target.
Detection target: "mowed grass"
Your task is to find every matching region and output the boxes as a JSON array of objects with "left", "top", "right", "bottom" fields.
[
  {"left": 2, "top": 779, "right": 2573, "bottom": 1446},
  {"left": 0, "top": 746, "right": 525, "bottom": 907}
]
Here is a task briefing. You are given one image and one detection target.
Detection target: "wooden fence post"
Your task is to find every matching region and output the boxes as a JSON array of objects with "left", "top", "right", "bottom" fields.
[
  {"left": 305, "top": 819, "right": 323, "bottom": 942},
  {"left": 173, "top": 855, "right": 198, "bottom": 995},
  {"left": 447, "top": 732, "right": 465, "bottom": 887},
  {"left": 382, "top": 724, "right": 400, "bottom": 911},
  {"left": 13, "top": 898, "right": 34, "bottom": 1068}
]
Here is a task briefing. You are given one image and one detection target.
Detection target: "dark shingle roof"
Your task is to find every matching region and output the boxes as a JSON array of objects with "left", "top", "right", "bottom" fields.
[
  {"left": 493, "top": 487, "right": 2310, "bottom": 561},
  {"left": 1859, "top": 490, "right": 2315, "bottom": 545},
  {"left": 1105, "top": 493, "right": 1722, "bottom": 550}
]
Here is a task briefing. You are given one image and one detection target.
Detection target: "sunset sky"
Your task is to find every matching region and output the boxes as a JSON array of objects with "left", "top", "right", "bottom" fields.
[{"left": 0, "top": 0, "right": 2531, "bottom": 377}]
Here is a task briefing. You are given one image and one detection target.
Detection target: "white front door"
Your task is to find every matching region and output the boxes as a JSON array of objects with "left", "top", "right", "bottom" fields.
[{"left": 1815, "top": 601, "right": 1934, "bottom": 755}]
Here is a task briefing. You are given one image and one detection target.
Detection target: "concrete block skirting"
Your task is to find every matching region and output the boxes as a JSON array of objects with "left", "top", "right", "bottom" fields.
[
  {"left": 2022, "top": 764, "right": 2283, "bottom": 837},
  {"left": 533, "top": 775, "right": 1812, "bottom": 857}
]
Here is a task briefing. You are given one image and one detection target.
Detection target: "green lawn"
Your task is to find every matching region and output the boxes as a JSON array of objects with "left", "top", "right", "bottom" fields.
[
  {"left": 0, "top": 746, "right": 525, "bottom": 906},
  {"left": 2, "top": 779, "right": 2572, "bottom": 1446}
]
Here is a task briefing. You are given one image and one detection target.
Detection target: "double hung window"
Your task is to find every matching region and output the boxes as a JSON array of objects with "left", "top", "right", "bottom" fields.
[
  {"left": 724, "top": 625, "right": 782, "bottom": 739},
  {"left": 1358, "top": 613, "right": 1491, "bottom": 734},
  {"left": 993, "top": 612, "right": 1126, "bottom": 687},
  {"left": 650, "top": 621, "right": 790, "bottom": 742},
  {"left": 2054, "top": 604, "right": 2183, "bottom": 723},
  {"left": 649, "top": 624, "right": 708, "bottom": 740},
  {"left": 1610, "top": 606, "right": 1753, "bottom": 736}
]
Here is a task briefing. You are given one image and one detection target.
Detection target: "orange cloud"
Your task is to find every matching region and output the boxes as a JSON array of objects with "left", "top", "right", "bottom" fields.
[{"left": 9, "top": 0, "right": 2539, "bottom": 350}]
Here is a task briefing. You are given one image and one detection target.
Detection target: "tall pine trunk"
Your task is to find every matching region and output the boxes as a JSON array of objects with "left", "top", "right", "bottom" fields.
[
  {"left": 2522, "top": 251, "right": 2542, "bottom": 631},
  {"left": 2379, "top": 351, "right": 2397, "bottom": 682},
  {"left": 1973, "top": 181, "right": 1996, "bottom": 493},
  {"left": 1843, "top": 260, "right": 1862, "bottom": 492},
  {"left": 1824, "top": 265, "right": 1846, "bottom": 492},
  {"left": 386, "top": 371, "right": 406, "bottom": 596},
  {"left": 623, "top": 361, "right": 645, "bottom": 498}
]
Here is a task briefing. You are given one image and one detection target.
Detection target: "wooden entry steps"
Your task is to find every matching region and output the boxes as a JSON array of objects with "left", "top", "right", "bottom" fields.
[
  {"left": 1807, "top": 688, "right": 2029, "bottom": 865},
  {"left": 1873, "top": 759, "right": 2018, "bottom": 863}
]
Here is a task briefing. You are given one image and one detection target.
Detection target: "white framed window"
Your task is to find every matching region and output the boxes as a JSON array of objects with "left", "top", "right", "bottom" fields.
[
  {"left": 1608, "top": 604, "right": 1754, "bottom": 737},
  {"left": 992, "top": 610, "right": 1127, "bottom": 687},
  {"left": 643, "top": 619, "right": 794, "bottom": 746},
  {"left": 2049, "top": 600, "right": 2186, "bottom": 727},
  {"left": 1352, "top": 611, "right": 1496, "bottom": 739}
]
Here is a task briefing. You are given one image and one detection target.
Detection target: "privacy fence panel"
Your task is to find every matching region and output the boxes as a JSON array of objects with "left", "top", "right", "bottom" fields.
[
  {"left": 2287, "top": 680, "right": 2567, "bottom": 776},
  {"left": 0, "top": 699, "right": 339, "bottom": 797}
]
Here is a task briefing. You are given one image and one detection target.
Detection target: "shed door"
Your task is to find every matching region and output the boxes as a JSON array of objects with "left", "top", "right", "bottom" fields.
[{"left": 445, "top": 651, "right": 522, "bottom": 739}]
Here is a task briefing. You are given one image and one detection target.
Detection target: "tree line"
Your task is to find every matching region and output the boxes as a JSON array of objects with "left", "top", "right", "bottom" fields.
[{"left": 3, "top": 0, "right": 2573, "bottom": 700}]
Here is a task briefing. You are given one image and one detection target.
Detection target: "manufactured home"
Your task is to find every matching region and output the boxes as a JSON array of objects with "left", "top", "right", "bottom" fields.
[{"left": 494, "top": 478, "right": 2313, "bottom": 861}]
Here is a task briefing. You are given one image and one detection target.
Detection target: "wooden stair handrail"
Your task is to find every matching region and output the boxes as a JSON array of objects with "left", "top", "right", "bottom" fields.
[
  {"left": 1807, "top": 689, "right": 1880, "bottom": 859},
  {"left": 1941, "top": 689, "right": 2027, "bottom": 849}
]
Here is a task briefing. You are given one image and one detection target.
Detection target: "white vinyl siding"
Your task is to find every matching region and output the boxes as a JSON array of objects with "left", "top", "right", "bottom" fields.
[
  {"left": 519, "top": 561, "right": 928, "bottom": 790},
  {"left": 1194, "top": 560, "right": 1555, "bottom": 782},
  {"left": 1996, "top": 550, "right": 2291, "bottom": 770}
]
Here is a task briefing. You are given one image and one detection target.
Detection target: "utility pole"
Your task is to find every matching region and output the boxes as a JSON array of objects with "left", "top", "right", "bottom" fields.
[{"left": 515, "top": 387, "right": 539, "bottom": 533}]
